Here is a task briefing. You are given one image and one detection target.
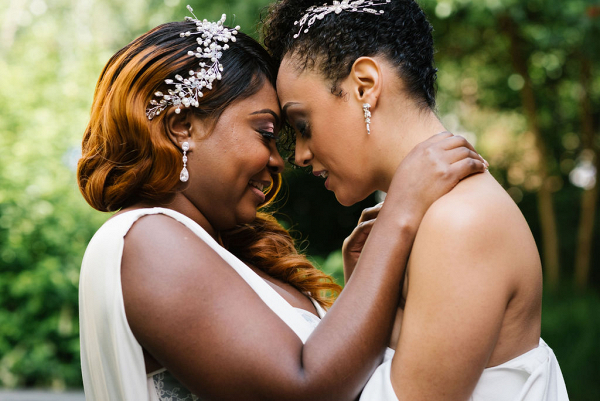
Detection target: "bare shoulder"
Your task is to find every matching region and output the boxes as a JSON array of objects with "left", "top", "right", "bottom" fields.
[
  {"left": 423, "top": 172, "right": 524, "bottom": 236},
  {"left": 121, "top": 213, "right": 229, "bottom": 313},
  {"left": 410, "top": 171, "right": 541, "bottom": 290}
]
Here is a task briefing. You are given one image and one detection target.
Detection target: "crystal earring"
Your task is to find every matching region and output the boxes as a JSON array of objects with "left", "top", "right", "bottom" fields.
[
  {"left": 363, "top": 103, "right": 372, "bottom": 135},
  {"left": 180, "top": 142, "right": 189, "bottom": 182}
]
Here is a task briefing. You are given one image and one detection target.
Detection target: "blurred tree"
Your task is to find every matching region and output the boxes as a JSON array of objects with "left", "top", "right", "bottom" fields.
[
  {"left": 415, "top": 0, "right": 600, "bottom": 289},
  {"left": 574, "top": 5, "right": 600, "bottom": 288},
  {"left": 0, "top": 0, "right": 598, "bottom": 397}
]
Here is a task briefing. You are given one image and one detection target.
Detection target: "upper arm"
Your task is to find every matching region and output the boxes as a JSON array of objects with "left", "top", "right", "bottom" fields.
[
  {"left": 121, "top": 215, "right": 306, "bottom": 400},
  {"left": 389, "top": 200, "right": 517, "bottom": 400}
]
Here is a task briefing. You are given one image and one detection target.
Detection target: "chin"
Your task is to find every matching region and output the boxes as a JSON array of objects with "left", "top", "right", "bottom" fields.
[
  {"left": 236, "top": 208, "right": 258, "bottom": 225},
  {"left": 333, "top": 189, "right": 371, "bottom": 207}
]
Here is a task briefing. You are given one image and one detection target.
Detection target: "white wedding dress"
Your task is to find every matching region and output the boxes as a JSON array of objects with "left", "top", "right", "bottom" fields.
[
  {"left": 79, "top": 207, "right": 325, "bottom": 401},
  {"left": 80, "top": 207, "right": 569, "bottom": 401},
  {"left": 360, "top": 338, "right": 569, "bottom": 400}
]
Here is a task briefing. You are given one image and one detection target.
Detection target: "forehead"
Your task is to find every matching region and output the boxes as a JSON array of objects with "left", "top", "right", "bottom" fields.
[
  {"left": 276, "top": 56, "right": 328, "bottom": 104},
  {"left": 231, "top": 81, "right": 280, "bottom": 112}
]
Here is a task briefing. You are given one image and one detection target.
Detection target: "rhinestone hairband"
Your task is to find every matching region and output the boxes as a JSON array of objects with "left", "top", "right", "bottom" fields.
[
  {"left": 293, "top": 0, "right": 391, "bottom": 39},
  {"left": 146, "top": 6, "right": 240, "bottom": 120}
]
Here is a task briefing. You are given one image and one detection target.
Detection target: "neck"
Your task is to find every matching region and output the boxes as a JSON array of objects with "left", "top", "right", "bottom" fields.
[{"left": 371, "top": 104, "right": 446, "bottom": 192}]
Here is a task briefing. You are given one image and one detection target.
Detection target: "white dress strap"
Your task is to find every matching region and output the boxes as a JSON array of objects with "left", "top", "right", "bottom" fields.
[{"left": 140, "top": 207, "right": 318, "bottom": 342}]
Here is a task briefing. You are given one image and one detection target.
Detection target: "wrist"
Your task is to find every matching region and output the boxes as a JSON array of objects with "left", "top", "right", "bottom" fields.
[{"left": 376, "top": 199, "right": 422, "bottom": 235}]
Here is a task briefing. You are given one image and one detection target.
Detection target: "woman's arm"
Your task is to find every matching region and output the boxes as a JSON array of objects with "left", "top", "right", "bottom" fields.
[
  {"left": 121, "top": 133, "right": 486, "bottom": 401},
  {"left": 389, "top": 183, "right": 519, "bottom": 400}
]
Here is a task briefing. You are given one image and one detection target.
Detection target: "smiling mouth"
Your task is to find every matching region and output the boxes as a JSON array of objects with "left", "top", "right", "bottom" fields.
[
  {"left": 314, "top": 170, "right": 329, "bottom": 179},
  {"left": 249, "top": 180, "right": 266, "bottom": 192}
]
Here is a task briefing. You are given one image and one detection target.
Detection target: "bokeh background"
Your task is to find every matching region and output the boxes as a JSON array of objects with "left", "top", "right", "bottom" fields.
[{"left": 0, "top": 0, "right": 598, "bottom": 399}]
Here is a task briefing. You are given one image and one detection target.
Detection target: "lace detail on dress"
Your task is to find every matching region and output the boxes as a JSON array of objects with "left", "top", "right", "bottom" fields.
[{"left": 153, "top": 371, "right": 200, "bottom": 401}]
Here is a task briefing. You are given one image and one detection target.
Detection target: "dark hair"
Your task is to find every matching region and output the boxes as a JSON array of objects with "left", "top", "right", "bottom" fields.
[
  {"left": 78, "top": 20, "right": 278, "bottom": 212},
  {"left": 262, "top": 0, "right": 437, "bottom": 109}
]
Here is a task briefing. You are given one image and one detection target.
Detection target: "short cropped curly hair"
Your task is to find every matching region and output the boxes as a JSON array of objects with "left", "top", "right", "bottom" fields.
[{"left": 262, "top": 0, "right": 437, "bottom": 109}]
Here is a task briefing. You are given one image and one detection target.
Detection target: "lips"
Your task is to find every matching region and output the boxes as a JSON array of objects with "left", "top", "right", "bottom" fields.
[
  {"left": 313, "top": 170, "right": 328, "bottom": 179},
  {"left": 248, "top": 179, "right": 265, "bottom": 192},
  {"left": 248, "top": 179, "right": 270, "bottom": 203}
]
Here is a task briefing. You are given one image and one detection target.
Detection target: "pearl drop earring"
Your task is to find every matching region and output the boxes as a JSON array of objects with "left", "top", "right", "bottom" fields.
[{"left": 180, "top": 142, "right": 189, "bottom": 182}]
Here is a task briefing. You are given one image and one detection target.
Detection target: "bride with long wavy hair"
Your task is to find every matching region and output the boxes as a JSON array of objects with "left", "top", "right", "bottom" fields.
[{"left": 77, "top": 6, "right": 486, "bottom": 400}]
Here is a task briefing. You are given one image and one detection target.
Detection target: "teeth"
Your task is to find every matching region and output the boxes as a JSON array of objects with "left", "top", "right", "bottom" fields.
[
  {"left": 319, "top": 171, "right": 328, "bottom": 179},
  {"left": 249, "top": 180, "right": 264, "bottom": 191}
]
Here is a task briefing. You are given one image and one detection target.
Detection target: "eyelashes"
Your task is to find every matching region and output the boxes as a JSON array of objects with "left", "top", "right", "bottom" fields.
[
  {"left": 296, "top": 121, "right": 310, "bottom": 138},
  {"left": 258, "top": 130, "right": 277, "bottom": 141}
]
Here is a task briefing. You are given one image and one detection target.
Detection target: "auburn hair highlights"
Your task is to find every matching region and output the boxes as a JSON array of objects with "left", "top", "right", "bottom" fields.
[
  {"left": 222, "top": 213, "right": 342, "bottom": 309},
  {"left": 79, "top": 19, "right": 340, "bottom": 307},
  {"left": 78, "top": 21, "right": 279, "bottom": 212}
]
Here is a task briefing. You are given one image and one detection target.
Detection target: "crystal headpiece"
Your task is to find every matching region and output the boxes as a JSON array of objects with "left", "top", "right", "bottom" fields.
[
  {"left": 293, "top": 0, "right": 391, "bottom": 39},
  {"left": 146, "top": 6, "right": 240, "bottom": 120}
]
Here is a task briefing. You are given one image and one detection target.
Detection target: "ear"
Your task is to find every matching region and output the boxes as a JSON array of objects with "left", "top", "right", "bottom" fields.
[
  {"left": 349, "top": 57, "right": 383, "bottom": 108},
  {"left": 165, "top": 107, "right": 193, "bottom": 149}
]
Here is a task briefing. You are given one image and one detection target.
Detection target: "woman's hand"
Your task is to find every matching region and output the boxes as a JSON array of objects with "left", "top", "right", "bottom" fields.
[
  {"left": 381, "top": 131, "right": 488, "bottom": 230},
  {"left": 342, "top": 203, "right": 382, "bottom": 283},
  {"left": 344, "top": 132, "right": 486, "bottom": 279}
]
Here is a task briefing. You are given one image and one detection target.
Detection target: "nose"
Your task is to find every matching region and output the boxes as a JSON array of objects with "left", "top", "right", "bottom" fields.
[
  {"left": 294, "top": 136, "right": 312, "bottom": 167},
  {"left": 268, "top": 141, "right": 284, "bottom": 174}
]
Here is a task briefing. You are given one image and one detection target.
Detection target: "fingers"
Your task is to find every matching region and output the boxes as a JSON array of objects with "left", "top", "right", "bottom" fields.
[
  {"left": 444, "top": 147, "right": 488, "bottom": 168},
  {"left": 433, "top": 135, "right": 488, "bottom": 168},
  {"left": 439, "top": 134, "right": 477, "bottom": 152},
  {"left": 357, "top": 203, "right": 383, "bottom": 224},
  {"left": 346, "top": 218, "right": 376, "bottom": 248},
  {"left": 450, "top": 157, "right": 487, "bottom": 182},
  {"left": 423, "top": 130, "right": 454, "bottom": 144},
  {"left": 352, "top": 218, "right": 376, "bottom": 237}
]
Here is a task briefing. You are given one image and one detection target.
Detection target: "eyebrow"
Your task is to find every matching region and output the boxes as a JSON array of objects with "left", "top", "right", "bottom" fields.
[
  {"left": 250, "top": 109, "right": 281, "bottom": 127},
  {"left": 281, "top": 102, "right": 300, "bottom": 120}
]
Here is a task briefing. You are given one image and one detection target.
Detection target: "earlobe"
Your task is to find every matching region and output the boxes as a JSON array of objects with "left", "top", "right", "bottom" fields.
[
  {"left": 165, "top": 107, "right": 193, "bottom": 147},
  {"left": 350, "top": 57, "right": 383, "bottom": 108}
]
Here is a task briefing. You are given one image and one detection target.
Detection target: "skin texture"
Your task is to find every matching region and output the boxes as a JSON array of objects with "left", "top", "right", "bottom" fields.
[
  {"left": 119, "top": 80, "right": 486, "bottom": 400},
  {"left": 276, "top": 54, "right": 542, "bottom": 400}
]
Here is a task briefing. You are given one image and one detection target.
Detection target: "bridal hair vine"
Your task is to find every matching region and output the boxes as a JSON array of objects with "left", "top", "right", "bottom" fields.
[
  {"left": 293, "top": 0, "right": 391, "bottom": 39},
  {"left": 146, "top": 6, "right": 240, "bottom": 120}
]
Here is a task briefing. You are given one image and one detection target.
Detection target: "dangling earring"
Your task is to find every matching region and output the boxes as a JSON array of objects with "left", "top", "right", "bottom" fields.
[
  {"left": 363, "top": 103, "right": 372, "bottom": 135},
  {"left": 180, "top": 142, "right": 189, "bottom": 182}
]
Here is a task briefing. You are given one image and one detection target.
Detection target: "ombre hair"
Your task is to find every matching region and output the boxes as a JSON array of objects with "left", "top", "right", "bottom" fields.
[
  {"left": 222, "top": 213, "right": 341, "bottom": 308},
  {"left": 78, "top": 21, "right": 279, "bottom": 212},
  {"left": 78, "top": 19, "right": 341, "bottom": 307}
]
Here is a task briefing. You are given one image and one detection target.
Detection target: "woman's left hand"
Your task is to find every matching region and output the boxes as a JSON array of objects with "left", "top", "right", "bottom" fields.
[{"left": 342, "top": 202, "right": 383, "bottom": 283}]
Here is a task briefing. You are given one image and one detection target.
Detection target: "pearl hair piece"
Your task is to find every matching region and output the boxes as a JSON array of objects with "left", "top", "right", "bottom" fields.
[
  {"left": 146, "top": 6, "right": 240, "bottom": 120},
  {"left": 293, "top": 0, "right": 391, "bottom": 39}
]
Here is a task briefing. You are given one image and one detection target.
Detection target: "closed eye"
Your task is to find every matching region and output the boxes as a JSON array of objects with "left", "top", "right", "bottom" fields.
[
  {"left": 296, "top": 121, "right": 310, "bottom": 139},
  {"left": 258, "top": 130, "right": 277, "bottom": 141}
]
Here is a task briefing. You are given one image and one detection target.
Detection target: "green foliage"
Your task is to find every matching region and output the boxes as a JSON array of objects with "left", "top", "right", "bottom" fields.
[
  {"left": 541, "top": 286, "right": 600, "bottom": 401},
  {"left": 0, "top": 0, "right": 273, "bottom": 389},
  {"left": 0, "top": 0, "right": 598, "bottom": 395}
]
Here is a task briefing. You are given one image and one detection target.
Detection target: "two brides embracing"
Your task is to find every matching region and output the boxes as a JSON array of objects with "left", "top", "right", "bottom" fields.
[{"left": 77, "top": 1, "right": 568, "bottom": 400}]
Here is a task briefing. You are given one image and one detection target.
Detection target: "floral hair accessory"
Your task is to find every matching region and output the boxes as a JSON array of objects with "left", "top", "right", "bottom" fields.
[
  {"left": 293, "top": 0, "right": 391, "bottom": 39},
  {"left": 146, "top": 5, "right": 240, "bottom": 120}
]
